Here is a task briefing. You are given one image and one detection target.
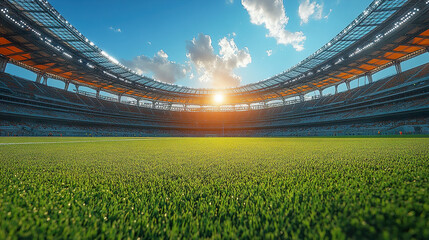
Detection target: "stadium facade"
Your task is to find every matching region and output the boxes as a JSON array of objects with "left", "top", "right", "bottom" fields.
[{"left": 0, "top": 0, "right": 428, "bottom": 136}]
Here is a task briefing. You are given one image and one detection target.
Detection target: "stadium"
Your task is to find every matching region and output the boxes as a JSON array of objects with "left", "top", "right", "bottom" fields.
[{"left": 0, "top": 0, "right": 428, "bottom": 239}]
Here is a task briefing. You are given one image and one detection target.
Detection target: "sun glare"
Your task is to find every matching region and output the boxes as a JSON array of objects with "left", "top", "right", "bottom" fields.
[{"left": 214, "top": 93, "right": 224, "bottom": 104}]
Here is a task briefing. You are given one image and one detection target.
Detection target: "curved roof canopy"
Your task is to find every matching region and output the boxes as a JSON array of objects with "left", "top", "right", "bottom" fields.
[{"left": 0, "top": 0, "right": 428, "bottom": 105}]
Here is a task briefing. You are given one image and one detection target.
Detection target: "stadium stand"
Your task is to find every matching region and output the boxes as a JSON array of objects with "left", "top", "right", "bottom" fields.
[{"left": 1, "top": 63, "right": 428, "bottom": 136}]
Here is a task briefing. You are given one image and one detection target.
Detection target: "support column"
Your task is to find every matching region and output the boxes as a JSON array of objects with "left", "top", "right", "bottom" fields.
[
  {"left": 335, "top": 84, "right": 338, "bottom": 94},
  {"left": 299, "top": 94, "right": 305, "bottom": 102},
  {"left": 117, "top": 94, "right": 122, "bottom": 103},
  {"left": 42, "top": 75, "right": 48, "bottom": 85},
  {"left": 394, "top": 61, "right": 402, "bottom": 74},
  {"left": 136, "top": 98, "right": 140, "bottom": 106},
  {"left": 36, "top": 73, "right": 42, "bottom": 83},
  {"left": 64, "top": 81, "right": 70, "bottom": 91},
  {"left": 345, "top": 80, "right": 351, "bottom": 91},
  {"left": 0, "top": 56, "right": 8, "bottom": 73},
  {"left": 96, "top": 88, "right": 101, "bottom": 99},
  {"left": 75, "top": 85, "right": 80, "bottom": 93},
  {"left": 366, "top": 73, "right": 373, "bottom": 84},
  {"left": 318, "top": 89, "right": 323, "bottom": 97},
  {"left": 168, "top": 103, "right": 172, "bottom": 110}
]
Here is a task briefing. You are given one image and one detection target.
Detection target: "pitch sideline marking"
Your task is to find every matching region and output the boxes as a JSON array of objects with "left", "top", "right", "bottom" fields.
[{"left": 0, "top": 138, "right": 157, "bottom": 146}]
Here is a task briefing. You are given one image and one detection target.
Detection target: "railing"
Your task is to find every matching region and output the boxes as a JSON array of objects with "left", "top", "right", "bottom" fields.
[{"left": 76, "top": 90, "right": 118, "bottom": 102}]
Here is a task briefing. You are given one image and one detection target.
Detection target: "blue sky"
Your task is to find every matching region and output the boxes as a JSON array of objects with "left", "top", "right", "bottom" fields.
[
  {"left": 52, "top": 0, "right": 375, "bottom": 87},
  {"left": 6, "top": 0, "right": 428, "bottom": 90}
]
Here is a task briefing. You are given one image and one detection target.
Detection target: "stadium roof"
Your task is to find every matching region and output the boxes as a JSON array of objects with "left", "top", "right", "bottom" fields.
[{"left": 0, "top": 0, "right": 428, "bottom": 106}]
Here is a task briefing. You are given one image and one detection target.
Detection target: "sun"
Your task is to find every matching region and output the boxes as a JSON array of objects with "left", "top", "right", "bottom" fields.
[{"left": 213, "top": 93, "right": 224, "bottom": 104}]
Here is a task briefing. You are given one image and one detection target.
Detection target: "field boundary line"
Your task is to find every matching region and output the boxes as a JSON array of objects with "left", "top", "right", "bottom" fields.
[{"left": 0, "top": 138, "right": 157, "bottom": 146}]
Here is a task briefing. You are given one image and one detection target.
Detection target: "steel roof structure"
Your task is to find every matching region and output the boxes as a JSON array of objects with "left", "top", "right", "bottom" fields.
[{"left": 0, "top": 0, "right": 428, "bottom": 107}]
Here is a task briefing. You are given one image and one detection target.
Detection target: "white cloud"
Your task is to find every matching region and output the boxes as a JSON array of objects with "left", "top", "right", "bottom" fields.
[
  {"left": 186, "top": 33, "right": 251, "bottom": 88},
  {"left": 227, "top": 0, "right": 234, "bottom": 4},
  {"left": 242, "top": 0, "right": 305, "bottom": 51},
  {"left": 266, "top": 50, "right": 273, "bottom": 56},
  {"left": 324, "top": 9, "right": 332, "bottom": 19},
  {"left": 298, "top": 0, "right": 330, "bottom": 25},
  {"left": 157, "top": 50, "right": 168, "bottom": 59},
  {"left": 109, "top": 26, "right": 121, "bottom": 33},
  {"left": 124, "top": 50, "right": 189, "bottom": 84}
]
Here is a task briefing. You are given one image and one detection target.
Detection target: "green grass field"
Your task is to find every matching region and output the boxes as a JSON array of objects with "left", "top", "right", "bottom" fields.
[{"left": 0, "top": 137, "right": 428, "bottom": 239}]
